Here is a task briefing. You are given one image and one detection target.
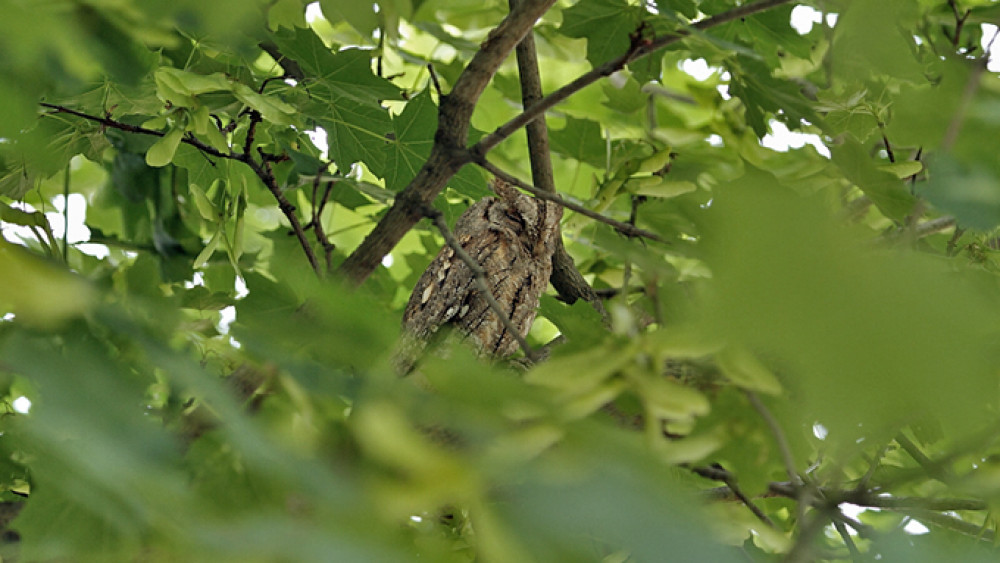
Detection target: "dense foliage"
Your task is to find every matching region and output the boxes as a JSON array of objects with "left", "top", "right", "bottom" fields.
[{"left": 2, "top": 0, "right": 1000, "bottom": 560}]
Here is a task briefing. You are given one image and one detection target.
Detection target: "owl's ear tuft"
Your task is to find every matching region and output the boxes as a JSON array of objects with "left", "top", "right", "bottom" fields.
[{"left": 489, "top": 176, "right": 521, "bottom": 204}]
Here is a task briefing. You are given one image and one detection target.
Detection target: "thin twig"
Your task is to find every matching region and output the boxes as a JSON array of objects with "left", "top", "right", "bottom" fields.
[
  {"left": 40, "top": 102, "right": 323, "bottom": 276},
  {"left": 477, "top": 160, "right": 666, "bottom": 243},
  {"left": 426, "top": 63, "right": 443, "bottom": 97},
  {"left": 856, "top": 444, "right": 888, "bottom": 493},
  {"left": 309, "top": 161, "right": 337, "bottom": 272},
  {"left": 767, "top": 480, "right": 988, "bottom": 512},
  {"left": 620, "top": 196, "right": 643, "bottom": 306},
  {"left": 40, "top": 103, "right": 228, "bottom": 159},
  {"left": 947, "top": 0, "right": 972, "bottom": 49},
  {"left": 946, "top": 226, "right": 966, "bottom": 256},
  {"left": 832, "top": 518, "right": 862, "bottom": 562},
  {"left": 904, "top": 508, "right": 996, "bottom": 543},
  {"left": 691, "top": 465, "right": 775, "bottom": 528},
  {"left": 877, "top": 123, "right": 895, "bottom": 163},
  {"left": 746, "top": 389, "right": 811, "bottom": 535},
  {"left": 243, "top": 110, "right": 262, "bottom": 156},
  {"left": 831, "top": 510, "right": 875, "bottom": 540},
  {"left": 895, "top": 432, "right": 949, "bottom": 482},
  {"left": 424, "top": 207, "right": 538, "bottom": 363},
  {"left": 252, "top": 147, "right": 321, "bottom": 275},
  {"left": 745, "top": 391, "right": 799, "bottom": 485},
  {"left": 879, "top": 215, "right": 956, "bottom": 242}
]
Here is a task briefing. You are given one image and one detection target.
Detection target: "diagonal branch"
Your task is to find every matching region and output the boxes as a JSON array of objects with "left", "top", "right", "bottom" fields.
[
  {"left": 424, "top": 207, "right": 538, "bottom": 363},
  {"left": 692, "top": 465, "right": 775, "bottom": 528},
  {"left": 746, "top": 390, "right": 800, "bottom": 485},
  {"left": 337, "top": 0, "right": 794, "bottom": 287},
  {"left": 478, "top": 159, "right": 667, "bottom": 243},
  {"left": 336, "top": 0, "right": 558, "bottom": 285},
  {"left": 41, "top": 102, "right": 227, "bottom": 159}
]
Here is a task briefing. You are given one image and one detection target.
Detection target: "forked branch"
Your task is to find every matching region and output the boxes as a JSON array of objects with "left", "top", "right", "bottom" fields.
[{"left": 338, "top": 0, "right": 795, "bottom": 286}]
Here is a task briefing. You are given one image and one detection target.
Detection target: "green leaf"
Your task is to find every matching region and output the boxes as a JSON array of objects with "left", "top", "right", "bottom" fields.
[
  {"left": 700, "top": 173, "right": 997, "bottom": 441},
  {"left": 320, "top": 0, "right": 379, "bottom": 36},
  {"left": 268, "top": 0, "right": 308, "bottom": 29},
  {"left": 0, "top": 241, "right": 94, "bottom": 326},
  {"left": 145, "top": 128, "right": 185, "bottom": 167},
  {"left": 727, "top": 55, "right": 820, "bottom": 138},
  {"left": 194, "top": 226, "right": 223, "bottom": 268},
  {"left": 830, "top": 0, "right": 924, "bottom": 84},
  {"left": 270, "top": 29, "right": 402, "bottom": 103},
  {"left": 919, "top": 154, "right": 1000, "bottom": 231},
  {"left": 155, "top": 68, "right": 231, "bottom": 96},
  {"left": 715, "top": 345, "right": 783, "bottom": 395},
  {"left": 180, "top": 286, "right": 235, "bottom": 310},
  {"left": 627, "top": 177, "right": 697, "bottom": 199},
  {"left": 315, "top": 99, "right": 392, "bottom": 173},
  {"left": 559, "top": 0, "right": 641, "bottom": 67},
  {"left": 383, "top": 89, "right": 437, "bottom": 191},
  {"left": 526, "top": 342, "right": 634, "bottom": 399},
  {"left": 549, "top": 116, "right": 606, "bottom": 168},
  {"left": 75, "top": 4, "right": 155, "bottom": 86},
  {"left": 0, "top": 201, "right": 48, "bottom": 228},
  {"left": 830, "top": 139, "right": 917, "bottom": 222},
  {"left": 538, "top": 295, "right": 607, "bottom": 350},
  {"left": 655, "top": 0, "right": 697, "bottom": 19},
  {"left": 886, "top": 57, "right": 972, "bottom": 149},
  {"left": 632, "top": 368, "right": 709, "bottom": 420},
  {"left": 188, "top": 180, "right": 219, "bottom": 221},
  {"left": 877, "top": 160, "right": 923, "bottom": 179},
  {"left": 232, "top": 83, "right": 298, "bottom": 126}
]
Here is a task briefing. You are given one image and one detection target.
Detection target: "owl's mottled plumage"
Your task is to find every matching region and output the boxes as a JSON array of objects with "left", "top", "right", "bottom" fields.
[{"left": 396, "top": 178, "right": 561, "bottom": 373}]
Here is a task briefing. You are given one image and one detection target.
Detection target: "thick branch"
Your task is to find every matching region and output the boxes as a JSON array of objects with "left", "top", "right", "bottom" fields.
[
  {"left": 338, "top": 0, "right": 793, "bottom": 286},
  {"left": 336, "top": 0, "right": 558, "bottom": 285},
  {"left": 509, "top": 0, "right": 608, "bottom": 318}
]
